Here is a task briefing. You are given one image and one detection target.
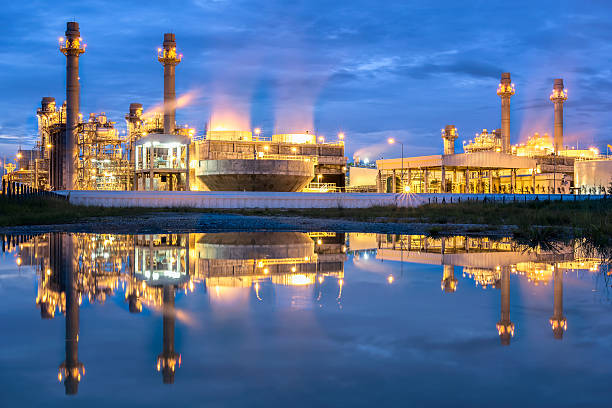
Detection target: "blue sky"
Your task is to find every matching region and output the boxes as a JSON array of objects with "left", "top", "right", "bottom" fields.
[{"left": 0, "top": 0, "right": 611, "bottom": 161}]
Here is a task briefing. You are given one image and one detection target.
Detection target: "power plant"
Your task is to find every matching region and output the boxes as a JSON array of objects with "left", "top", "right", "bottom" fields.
[
  {"left": 373, "top": 75, "right": 610, "bottom": 195},
  {"left": 2, "top": 21, "right": 610, "bottom": 196}
]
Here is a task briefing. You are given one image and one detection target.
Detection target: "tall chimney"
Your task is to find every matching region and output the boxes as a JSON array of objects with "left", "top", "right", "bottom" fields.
[
  {"left": 60, "top": 22, "right": 85, "bottom": 190},
  {"left": 158, "top": 33, "right": 181, "bottom": 134},
  {"left": 550, "top": 79, "right": 567, "bottom": 154},
  {"left": 441, "top": 125, "right": 458, "bottom": 155},
  {"left": 497, "top": 73, "right": 515, "bottom": 154}
]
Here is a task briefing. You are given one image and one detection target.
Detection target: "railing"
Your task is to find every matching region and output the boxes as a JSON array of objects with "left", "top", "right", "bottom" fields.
[
  {"left": 303, "top": 182, "right": 340, "bottom": 193},
  {"left": 197, "top": 153, "right": 318, "bottom": 165}
]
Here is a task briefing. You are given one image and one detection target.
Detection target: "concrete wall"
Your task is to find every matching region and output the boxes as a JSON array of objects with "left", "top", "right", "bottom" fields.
[{"left": 57, "top": 190, "right": 605, "bottom": 209}]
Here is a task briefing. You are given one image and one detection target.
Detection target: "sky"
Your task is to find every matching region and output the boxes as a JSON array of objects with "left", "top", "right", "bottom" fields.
[{"left": 0, "top": 0, "right": 611, "bottom": 162}]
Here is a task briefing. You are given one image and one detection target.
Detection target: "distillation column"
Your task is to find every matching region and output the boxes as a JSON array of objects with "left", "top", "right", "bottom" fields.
[
  {"left": 497, "top": 73, "right": 515, "bottom": 154},
  {"left": 496, "top": 267, "right": 514, "bottom": 346},
  {"left": 550, "top": 79, "right": 568, "bottom": 154},
  {"left": 59, "top": 22, "right": 85, "bottom": 190},
  {"left": 550, "top": 265, "right": 567, "bottom": 340},
  {"left": 158, "top": 34, "right": 182, "bottom": 134}
]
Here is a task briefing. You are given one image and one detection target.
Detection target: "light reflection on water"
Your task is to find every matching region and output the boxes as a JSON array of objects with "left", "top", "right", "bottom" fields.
[{"left": 0, "top": 232, "right": 610, "bottom": 406}]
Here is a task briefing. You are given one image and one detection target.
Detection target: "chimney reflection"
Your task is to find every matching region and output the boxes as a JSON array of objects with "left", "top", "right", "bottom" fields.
[
  {"left": 55, "top": 234, "right": 84, "bottom": 395},
  {"left": 158, "top": 285, "right": 180, "bottom": 384},
  {"left": 550, "top": 265, "right": 567, "bottom": 339},
  {"left": 496, "top": 267, "right": 515, "bottom": 345},
  {"left": 133, "top": 234, "right": 188, "bottom": 384}
]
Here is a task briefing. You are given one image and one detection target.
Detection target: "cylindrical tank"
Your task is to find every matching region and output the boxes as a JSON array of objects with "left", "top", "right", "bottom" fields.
[{"left": 574, "top": 159, "right": 612, "bottom": 192}]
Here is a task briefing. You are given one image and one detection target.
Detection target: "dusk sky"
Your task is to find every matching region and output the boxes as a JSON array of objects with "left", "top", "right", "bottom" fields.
[{"left": 1, "top": 0, "right": 611, "bottom": 160}]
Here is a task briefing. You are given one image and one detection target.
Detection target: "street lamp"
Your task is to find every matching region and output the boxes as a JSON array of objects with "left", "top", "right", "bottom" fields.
[{"left": 388, "top": 138, "right": 404, "bottom": 192}]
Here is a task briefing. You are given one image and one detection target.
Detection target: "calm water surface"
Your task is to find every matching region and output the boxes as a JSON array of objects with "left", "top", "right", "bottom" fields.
[{"left": 0, "top": 232, "right": 611, "bottom": 407}]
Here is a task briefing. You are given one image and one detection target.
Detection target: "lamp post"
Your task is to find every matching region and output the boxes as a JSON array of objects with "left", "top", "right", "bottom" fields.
[{"left": 388, "top": 138, "right": 404, "bottom": 192}]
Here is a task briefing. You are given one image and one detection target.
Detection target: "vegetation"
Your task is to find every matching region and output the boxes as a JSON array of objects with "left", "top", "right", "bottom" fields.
[
  {"left": 0, "top": 195, "right": 151, "bottom": 226},
  {"left": 0, "top": 195, "right": 610, "bottom": 242}
]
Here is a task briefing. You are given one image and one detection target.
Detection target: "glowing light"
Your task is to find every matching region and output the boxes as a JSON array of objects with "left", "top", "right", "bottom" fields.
[
  {"left": 254, "top": 127, "right": 261, "bottom": 135},
  {"left": 338, "top": 132, "right": 345, "bottom": 140},
  {"left": 387, "top": 275, "right": 394, "bottom": 284},
  {"left": 387, "top": 138, "right": 395, "bottom": 144},
  {"left": 288, "top": 274, "right": 313, "bottom": 286},
  {"left": 16, "top": 257, "right": 22, "bottom": 266},
  {"left": 318, "top": 136, "right": 325, "bottom": 143},
  {"left": 403, "top": 185, "right": 411, "bottom": 193}
]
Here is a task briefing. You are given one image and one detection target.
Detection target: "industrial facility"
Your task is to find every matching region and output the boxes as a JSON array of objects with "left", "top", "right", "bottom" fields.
[
  {"left": 1, "top": 21, "right": 610, "bottom": 196},
  {"left": 372, "top": 74, "right": 611, "bottom": 195},
  {"left": 2, "top": 22, "right": 346, "bottom": 194}
]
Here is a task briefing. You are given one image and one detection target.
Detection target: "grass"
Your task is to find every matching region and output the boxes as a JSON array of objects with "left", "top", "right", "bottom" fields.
[
  {"left": 1, "top": 195, "right": 611, "bottom": 242},
  {"left": 0, "top": 195, "right": 153, "bottom": 226}
]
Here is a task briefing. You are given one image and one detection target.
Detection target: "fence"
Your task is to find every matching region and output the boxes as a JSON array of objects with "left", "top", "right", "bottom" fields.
[{"left": 0, "top": 179, "right": 66, "bottom": 200}]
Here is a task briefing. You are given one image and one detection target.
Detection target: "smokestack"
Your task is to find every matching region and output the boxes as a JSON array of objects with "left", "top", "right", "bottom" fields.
[
  {"left": 441, "top": 125, "right": 458, "bottom": 155},
  {"left": 158, "top": 33, "right": 181, "bottom": 134},
  {"left": 550, "top": 78, "right": 567, "bottom": 154},
  {"left": 497, "top": 73, "right": 515, "bottom": 154},
  {"left": 60, "top": 22, "right": 85, "bottom": 190}
]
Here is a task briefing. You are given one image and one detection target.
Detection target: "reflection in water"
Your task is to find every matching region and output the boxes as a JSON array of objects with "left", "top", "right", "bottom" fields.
[
  {"left": 352, "top": 233, "right": 606, "bottom": 345},
  {"left": 2, "top": 231, "right": 607, "bottom": 396}
]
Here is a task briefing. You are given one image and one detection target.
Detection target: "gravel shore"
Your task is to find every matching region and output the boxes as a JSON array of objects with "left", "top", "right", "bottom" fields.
[{"left": 0, "top": 212, "right": 514, "bottom": 236}]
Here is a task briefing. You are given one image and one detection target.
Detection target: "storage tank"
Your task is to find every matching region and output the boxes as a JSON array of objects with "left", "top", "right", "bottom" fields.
[{"left": 574, "top": 159, "right": 612, "bottom": 192}]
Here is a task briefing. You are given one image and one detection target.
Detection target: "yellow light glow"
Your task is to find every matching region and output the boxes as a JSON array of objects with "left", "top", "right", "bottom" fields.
[
  {"left": 338, "top": 132, "right": 345, "bottom": 139},
  {"left": 387, "top": 275, "right": 394, "bottom": 284},
  {"left": 403, "top": 185, "right": 411, "bottom": 193},
  {"left": 388, "top": 138, "right": 395, "bottom": 144},
  {"left": 288, "top": 274, "right": 313, "bottom": 286},
  {"left": 254, "top": 127, "right": 261, "bottom": 135}
]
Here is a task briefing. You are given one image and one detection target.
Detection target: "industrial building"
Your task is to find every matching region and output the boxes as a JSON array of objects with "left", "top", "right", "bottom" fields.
[
  {"left": 375, "top": 74, "right": 611, "bottom": 194},
  {"left": 2, "top": 23, "right": 346, "bottom": 193}
]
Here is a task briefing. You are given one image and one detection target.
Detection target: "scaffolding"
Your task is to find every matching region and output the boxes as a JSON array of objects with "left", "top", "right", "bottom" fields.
[{"left": 76, "top": 113, "right": 131, "bottom": 190}]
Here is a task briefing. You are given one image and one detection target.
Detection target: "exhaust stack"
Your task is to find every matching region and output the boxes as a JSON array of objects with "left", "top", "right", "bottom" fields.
[
  {"left": 158, "top": 33, "right": 181, "bottom": 134},
  {"left": 550, "top": 78, "right": 567, "bottom": 154},
  {"left": 59, "top": 22, "right": 85, "bottom": 189},
  {"left": 497, "top": 72, "right": 515, "bottom": 154}
]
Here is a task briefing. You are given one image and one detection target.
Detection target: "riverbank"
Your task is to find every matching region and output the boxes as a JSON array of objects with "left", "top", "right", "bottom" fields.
[{"left": 0, "top": 196, "right": 609, "bottom": 243}]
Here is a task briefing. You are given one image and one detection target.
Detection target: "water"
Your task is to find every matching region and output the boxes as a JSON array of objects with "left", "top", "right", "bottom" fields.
[{"left": 1, "top": 232, "right": 611, "bottom": 407}]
